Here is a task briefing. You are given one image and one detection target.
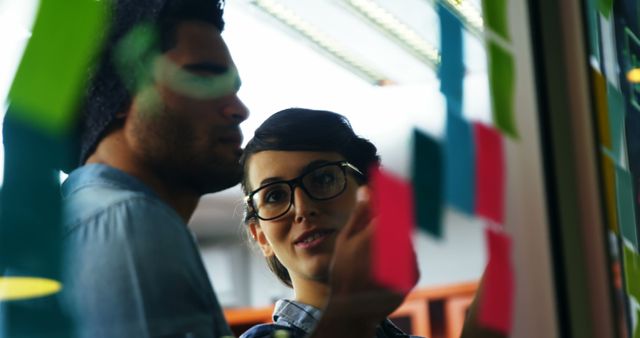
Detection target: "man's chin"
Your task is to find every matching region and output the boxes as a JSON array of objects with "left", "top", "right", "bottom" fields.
[{"left": 197, "top": 166, "right": 243, "bottom": 194}]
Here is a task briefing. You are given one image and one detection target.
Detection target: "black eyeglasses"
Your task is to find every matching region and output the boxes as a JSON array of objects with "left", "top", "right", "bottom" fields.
[{"left": 245, "top": 161, "right": 364, "bottom": 221}]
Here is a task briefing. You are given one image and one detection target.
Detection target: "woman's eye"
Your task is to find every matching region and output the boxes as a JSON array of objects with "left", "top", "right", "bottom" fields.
[
  {"left": 264, "top": 188, "right": 287, "bottom": 203},
  {"left": 313, "top": 173, "right": 336, "bottom": 185}
]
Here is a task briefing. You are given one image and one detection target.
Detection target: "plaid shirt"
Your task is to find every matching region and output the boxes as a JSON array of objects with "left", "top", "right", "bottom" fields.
[{"left": 240, "top": 299, "right": 422, "bottom": 338}]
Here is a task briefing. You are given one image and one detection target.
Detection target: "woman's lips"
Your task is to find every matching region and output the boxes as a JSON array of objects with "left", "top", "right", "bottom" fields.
[{"left": 294, "top": 229, "right": 335, "bottom": 249}]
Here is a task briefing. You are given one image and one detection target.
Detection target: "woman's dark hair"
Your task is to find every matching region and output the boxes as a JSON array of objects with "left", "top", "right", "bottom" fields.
[
  {"left": 240, "top": 107, "right": 380, "bottom": 287},
  {"left": 77, "top": 0, "right": 225, "bottom": 166}
]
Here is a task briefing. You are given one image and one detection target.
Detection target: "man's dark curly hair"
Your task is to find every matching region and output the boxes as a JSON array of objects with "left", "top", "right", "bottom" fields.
[
  {"left": 239, "top": 107, "right": 380, "bottom": 287},
  {"left": 76, "top": 0, "right": 225, "bottom": 167}
]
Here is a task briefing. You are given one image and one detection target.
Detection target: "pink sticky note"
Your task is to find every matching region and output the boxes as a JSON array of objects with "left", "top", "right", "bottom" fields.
[
  {"left": 474, "top": 123, "right": 505, "bottom": 224},
  {"left": 478, "top": 226, "right": 514, "bottom": 333},
  {"left": 370, "top": 166, "right": 417, "bottom": 292}
]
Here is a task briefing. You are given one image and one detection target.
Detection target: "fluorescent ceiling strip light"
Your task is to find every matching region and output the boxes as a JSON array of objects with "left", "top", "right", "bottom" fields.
[
  {"left": 438, "top": 0, "right": 484, "bottom": 38},
  {"left": 253, "top": 0, "right": 392, "bottom": 85},
  {"left": 345, "top": 0, "right": 440, "bottom": 69}
]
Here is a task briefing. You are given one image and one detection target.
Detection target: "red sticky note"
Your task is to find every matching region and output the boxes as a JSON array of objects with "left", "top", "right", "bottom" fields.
[
  {"left": 478, "top": 226, "right": 514, "bottom": 333},
  {"left": 474, "top": 123, "right": 505, "bottom": 224},
  {"left": 370, "top": 166, "right": 417, "bottom": 292}
]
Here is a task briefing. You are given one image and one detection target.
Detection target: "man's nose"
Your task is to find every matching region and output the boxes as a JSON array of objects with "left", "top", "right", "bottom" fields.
[{"left": 222, "top": 95, "right": 249, "bottom": 123}]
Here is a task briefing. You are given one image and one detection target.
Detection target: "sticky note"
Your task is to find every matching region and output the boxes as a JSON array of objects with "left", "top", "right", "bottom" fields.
[
  {"left": 445, "top": 113, "right": 475, "bottom": 214},
  {"left": 616, "top": 167, "right": 638, "bottom": 249},
  {"left": 438, "top": 3, "right": 464, "bottom": 113},
  {"left": 598, "top": 0, "right": 613, "bottom": 18},
  {"left": 474, "top": 123, "right": 505, "bottom": 225},
  {"left": 411, "top": 129, "right": 444, "bottom": 237},
  {"left": 623, "top": 243, "right": 640, "bottom": 319},
  {"left": 600, "top": 155, "right": 619, "bottom": 233},
  {"left": 482, "top": 0, "right": 510, "bottom": 41},
  {"left": 370, "top": 166, "right": 417, "bottom": 292},
  {"left": 478, "top": 226, "right": 514, "bottom": 333},
  {"left": 607, "top": 84, "right": 625, "bottom": 162},
  {"left": 627, "top": 107, "right": 640, "bottom": 179},
  {"left": 585, "top": 0, "right": 601, "bottom": 62},
  {"left": 114, "top": 25, "right": 242, "bottom": 101},
  {"left": 488, "top": 41, "right": 518, "bottom": 138},
  {"left": 7, "top": 0, "right": 110, "bottom": 136},
  {"left": 592, "top": 69, "right": 612, "bottom": 149},
  {"left": 155, "top": 56, "right": 241, "bottom": 100}
]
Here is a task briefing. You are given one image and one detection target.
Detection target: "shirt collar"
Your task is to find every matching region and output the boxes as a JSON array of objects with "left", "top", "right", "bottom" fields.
[
  {"left": 272, "top": 299, "right": 322, "bottom": 333},
  {"left": 61, "top": 163, "right": 158, "bottom": 199}
]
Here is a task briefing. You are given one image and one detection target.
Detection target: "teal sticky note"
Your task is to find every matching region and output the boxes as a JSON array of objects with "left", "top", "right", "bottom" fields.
[
  {"left": 607, "top": 84, "right": 625, "bottom": 163},
  {"left": 488, "top": 41, "right": 518, "bottom": 138},
  {"left": 616, "top": 166, "right": 639, "bottom": 249},
  {"left": 438, "top": 3, "right": 464, "bottom": 113},
  {"left": 482, "top": 0, "right": 510, "bottom": 41},
  {"left": 445, "top": 111, "right": 475, "bottom": 214},
  {"left": 7, "top": 0, "right": 110, "bottom": 136},
  {"left": 411, "top": 129, "right": 444, "bottom": 237},
  {"left": 585, "top": 0, "right": 601, "bottom": 61},
  {"left": 0, "top": 114, "right": 74, "bottom": 336}
]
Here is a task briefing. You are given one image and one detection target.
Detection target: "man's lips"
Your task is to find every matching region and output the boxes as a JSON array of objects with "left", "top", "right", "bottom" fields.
[
  {"left": 219, "top": 131, "right": 243, "bottom": 148},
  {"left": 219, "top": 133, "right": 242, "bottom": 144}
]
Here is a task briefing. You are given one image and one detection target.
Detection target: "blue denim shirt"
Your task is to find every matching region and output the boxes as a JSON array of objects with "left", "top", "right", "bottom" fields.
[
  {"left": 59, "top": 164, "right": 232, "bottom": 338},
  {"left": 240, "top": 299, "right": 421, "bottom": 338}
]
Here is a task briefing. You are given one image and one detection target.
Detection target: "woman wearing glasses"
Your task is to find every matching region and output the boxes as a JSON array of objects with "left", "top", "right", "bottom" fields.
[{"left": 239, "top": 108, "right": 418, "bottom": 338}]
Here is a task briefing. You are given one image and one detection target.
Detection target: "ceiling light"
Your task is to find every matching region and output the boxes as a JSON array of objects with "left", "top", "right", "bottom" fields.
[
  {"left": 344, "top": 0, "right": 440, "bottom": 69},
  {"left": 253, "top": 0, "right": 393, "bottom": 85}
]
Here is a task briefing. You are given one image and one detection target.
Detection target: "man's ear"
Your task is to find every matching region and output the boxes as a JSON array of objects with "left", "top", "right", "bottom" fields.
[
  {"left": 115, "top": 110, "right": 127, "bottom": 119},
  {"left": 249, "top": 222, "right": 274, "bottom": 257}
]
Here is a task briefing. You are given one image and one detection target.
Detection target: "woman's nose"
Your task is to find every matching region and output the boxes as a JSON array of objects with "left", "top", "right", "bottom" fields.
[{"left": 292, "top": 186, "right": 318, "bottom": 223}]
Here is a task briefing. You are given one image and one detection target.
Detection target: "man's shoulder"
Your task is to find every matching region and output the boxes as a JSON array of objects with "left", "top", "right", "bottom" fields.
[{"left": 63, "top": 183, "right": 181, "bottom": 236}]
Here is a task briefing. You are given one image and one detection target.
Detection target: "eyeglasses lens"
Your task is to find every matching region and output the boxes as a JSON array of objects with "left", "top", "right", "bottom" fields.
[{"left": 253, "top": 164, "right": 347, "bottom": 220}]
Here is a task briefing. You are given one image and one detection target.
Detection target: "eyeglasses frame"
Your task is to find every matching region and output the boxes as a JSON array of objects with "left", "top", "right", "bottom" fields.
[{"left": 245, "top": 161, "right": 364, "bottom": 221}]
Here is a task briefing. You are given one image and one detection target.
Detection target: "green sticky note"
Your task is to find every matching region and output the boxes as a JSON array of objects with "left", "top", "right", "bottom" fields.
[
  {"left": 616, "top": 167, "right": 638, "bottom": 248},
  {"left": 155, "top": 56, "right": 241, "bottom": 100},
  {"left": 7, "top": 0, "right": 110, "bottom": 136},
  {"left": 598, "top": 0, "right": 613, "bottom": 18},
  {"left": 411, "top": 129, "right": 444, "bottom": 238},
  {"left": 607, "top": 84, "right": 625, "bottom": 163},
  {"left": 623, "top": 243, "right": 640, "bottom": 324},
  {"left": 113, "top": 23, "right": 159, "bottom": 92},
  {"left": 482, "top": 0, "right": 510, "bottom": 41},
  {"left": 114, "top": 25, "right": 241, "bottom": 101},
  {"left": 488, "top": 41, "right": 518, "bottom": 138}
]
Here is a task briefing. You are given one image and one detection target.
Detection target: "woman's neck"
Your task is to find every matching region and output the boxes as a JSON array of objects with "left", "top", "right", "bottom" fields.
[{"left": 291, "top": 277, "right": 330, "bottom": 310}]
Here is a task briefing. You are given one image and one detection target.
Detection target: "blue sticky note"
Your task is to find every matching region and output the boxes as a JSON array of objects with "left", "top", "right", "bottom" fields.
[
  {"left": 607, "top": 84, "right": 625, "bottom": 163},
  {"left": 445, "top": 111, "right": 475, "bottom": 214},
  {"left": 616, "top": 166, "right": 638, "bottom": 249},
  {"left": 438, "top": 3, "right": 464, "bottom": 114},
  {"left": 411, "top": 129, "right": 444, "bottom": 237}
]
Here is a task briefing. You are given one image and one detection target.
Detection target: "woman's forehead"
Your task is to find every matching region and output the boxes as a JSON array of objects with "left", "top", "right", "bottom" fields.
[{"left": 246, "top": 151, "right": 344, "bottom": 186}]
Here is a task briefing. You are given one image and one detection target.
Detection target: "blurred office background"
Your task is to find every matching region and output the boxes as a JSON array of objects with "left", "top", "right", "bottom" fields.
[{"left": 0, "top": 0, "right": 489, "bottom": 309}]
